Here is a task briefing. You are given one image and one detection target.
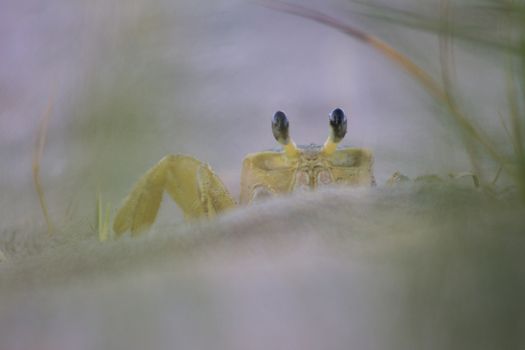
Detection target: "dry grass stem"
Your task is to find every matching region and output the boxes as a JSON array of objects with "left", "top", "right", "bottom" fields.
[
  {"left": 32, "top": 89, "right": 55, "bottom": 235},
  {"left": 261, "top": 1, "right": 514, "bottom": 186}
]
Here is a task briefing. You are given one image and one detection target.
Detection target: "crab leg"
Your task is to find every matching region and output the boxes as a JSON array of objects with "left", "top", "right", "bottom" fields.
[{"left": 113, "top": 154, "right": 236, "bottom": 236}]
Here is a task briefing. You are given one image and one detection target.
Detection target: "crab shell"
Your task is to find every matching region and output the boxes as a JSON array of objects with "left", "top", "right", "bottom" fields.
[{"left": 240, "top": 144, "right": 375, "bottom": 204}]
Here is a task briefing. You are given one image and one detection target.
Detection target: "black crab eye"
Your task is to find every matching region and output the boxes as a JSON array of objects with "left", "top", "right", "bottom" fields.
[
  {"left": 329, "top": 108, "right": 347, "bottom": 142},
  {"left": 272, "top": 110, "right": 290, "bottom": 143}
]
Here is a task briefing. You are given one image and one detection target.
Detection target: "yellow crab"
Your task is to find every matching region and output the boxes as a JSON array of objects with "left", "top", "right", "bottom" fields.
[{"left": 113, "top": 108, "right": 376, "bottom": 236}]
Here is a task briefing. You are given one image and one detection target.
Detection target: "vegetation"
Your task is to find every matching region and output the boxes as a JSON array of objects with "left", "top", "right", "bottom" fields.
[{"left": 265, "top": 0, "right": 525, "bottom": 198}]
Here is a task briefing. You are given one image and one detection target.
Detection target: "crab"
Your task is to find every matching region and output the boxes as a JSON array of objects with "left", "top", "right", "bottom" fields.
[{"left": 113, "top": 108, "right": 376, "bottom": 236}]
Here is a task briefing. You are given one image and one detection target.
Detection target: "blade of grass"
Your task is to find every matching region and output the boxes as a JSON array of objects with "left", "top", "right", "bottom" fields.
[
  {"left": 492, "top": 165, "right": 503, "bottom": 185},
  {"left": 504, "top": 0, "right": 525, "bottom": 197},
  {"left": 32, "top": 89, "right": 55, "bottom": 235},
  {"left": 97, "top": 190, "right": 111, "bottom": 242},
  {"left": 438, "top": 0, "right": 482, "bottom": 179},
  {"left": 505, "top": 1, "right": 524, "bottom": 159},
  {"left": 505, "top": 51, "right": 525, "bottom": 158},
  {"left": 498, "top": 112, "right": 520, "bottom": 153},
  {"left": 97, "top": 189, "right": 103, "bottom": 240},
  {"left": 348, "top": 0, "right": 520, "bottom": 54},
  {"left": 260, "top": 1, "right": 508, "bottom": 170},
  {"left": 104, "top": 202, "right": 112, "bottom": 241}
]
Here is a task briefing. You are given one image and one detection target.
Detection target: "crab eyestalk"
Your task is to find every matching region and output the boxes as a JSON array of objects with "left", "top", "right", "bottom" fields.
[
  {"left": 321, "top": 108, "right": 347, "bottom": 155},
  {"left": 272, "top": 111, "right": 299, "bottom": 156}
]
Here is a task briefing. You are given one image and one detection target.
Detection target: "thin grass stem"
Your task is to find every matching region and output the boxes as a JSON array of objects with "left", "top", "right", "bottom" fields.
[{"left": 32, "top": 88, "right": 55, "bottom": 235}]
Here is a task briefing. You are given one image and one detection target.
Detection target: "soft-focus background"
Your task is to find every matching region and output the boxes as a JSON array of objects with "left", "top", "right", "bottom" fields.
[
  {"left": 1, "top": 0, "right": 524, "bottom": 349},
  {"left": 3, "top": 0, "right": 508, "bottom": 226}
]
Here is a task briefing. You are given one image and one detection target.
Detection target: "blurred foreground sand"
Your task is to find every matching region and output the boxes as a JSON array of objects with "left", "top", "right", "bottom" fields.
[{"left": 1, "top": 184, "right": 524, "bottom": 350}]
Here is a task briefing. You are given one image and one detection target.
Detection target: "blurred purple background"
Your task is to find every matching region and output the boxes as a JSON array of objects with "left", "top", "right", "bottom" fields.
[{"left": 2, "top": 0, "right": 507, "bottom": 228}]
